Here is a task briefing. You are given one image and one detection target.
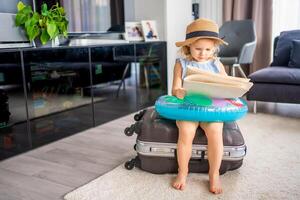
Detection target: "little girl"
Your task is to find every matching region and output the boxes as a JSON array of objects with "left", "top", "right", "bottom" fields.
[{"left": 172, "top": 18, "right": 228, "bottom": 194}]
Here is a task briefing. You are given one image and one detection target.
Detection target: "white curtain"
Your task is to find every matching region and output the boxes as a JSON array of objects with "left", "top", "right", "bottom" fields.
[
  {"left": 192, "top": 0, "right": 223, "bottom": 26},
  {"left": 63, "top": 0, "right": 111, "bottom": 32},
  {"left": 272, "top": 0, "right": 300, "bottom": 38}
]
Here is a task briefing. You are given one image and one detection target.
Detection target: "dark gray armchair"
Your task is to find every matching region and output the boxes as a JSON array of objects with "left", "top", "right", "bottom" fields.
[{"left": 219, "top": 20, "right": 257, "bottom": 78}]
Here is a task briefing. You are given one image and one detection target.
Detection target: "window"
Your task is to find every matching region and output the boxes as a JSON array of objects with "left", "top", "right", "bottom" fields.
[{"left": 272, "top": 0, "right": 300, "bottom": 38}]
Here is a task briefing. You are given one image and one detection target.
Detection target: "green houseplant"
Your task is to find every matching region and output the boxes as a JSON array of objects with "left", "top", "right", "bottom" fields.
[{"left": 15, "top": 1, "right": 68, "bottom": 45}]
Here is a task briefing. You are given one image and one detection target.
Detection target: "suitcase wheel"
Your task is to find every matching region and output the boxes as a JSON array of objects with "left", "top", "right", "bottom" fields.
[
  {"left": 134, "top": 114, "right": 141, "bottom": 121},
  {"left": 134, "top": 109, "right": 146, "bottom": 121},
  {"left": 124, "top": 159, "right": 135, "bottom": 170},
  {"left": 124, "top": 127, "right": 134, "bottom": 136}
]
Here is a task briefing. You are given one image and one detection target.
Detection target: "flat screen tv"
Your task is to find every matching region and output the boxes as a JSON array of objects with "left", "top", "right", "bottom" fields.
[
  {"left": 0, "top": 0, "right": 33, "bottom": 47},
  {"left": 0, "top": 0, "right": 33, "bottom": 13},
  {"left": 61, "top": 0, "right": 125, "bottom": 33},
  {"left": 1, "top": 0, "right": 125, "bottom": 33}
]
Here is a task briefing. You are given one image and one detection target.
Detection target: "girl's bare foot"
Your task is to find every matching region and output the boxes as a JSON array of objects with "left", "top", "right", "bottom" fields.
[
  {"left": 209, "top": 172, "right": 223, "bottom": 194},
  {"left": 172, "top": 172, "right": 187, "bottom": 190}
]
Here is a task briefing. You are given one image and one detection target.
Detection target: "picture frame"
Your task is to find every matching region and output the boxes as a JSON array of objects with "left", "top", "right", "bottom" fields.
[
  {"left": 141, "top": 20, "right": 159, "bottom": 41},
  {"left": 124, "top": 22, "right": 144, "bottom": 42}
]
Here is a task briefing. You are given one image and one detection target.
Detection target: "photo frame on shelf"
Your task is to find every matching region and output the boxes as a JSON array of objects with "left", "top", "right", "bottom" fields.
[
  {"left": 141, "top": 20, "right": 159, "bottom": 42},
  {"left": 124, "top": 22, "right": 144, "bottom": 42}
]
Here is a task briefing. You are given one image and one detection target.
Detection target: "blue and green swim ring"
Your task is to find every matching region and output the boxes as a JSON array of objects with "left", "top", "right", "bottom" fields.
[{"left": 155, "top": 94, "right": 248, "bottom": 122}]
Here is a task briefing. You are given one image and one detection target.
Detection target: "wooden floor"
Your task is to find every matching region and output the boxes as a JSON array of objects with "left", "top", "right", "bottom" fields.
[
  {"left": 0, "top": 113, "right": 137, "bottom": 200},
  {"left": 0, "top": 102, "right": 299, "bottom": 200}
]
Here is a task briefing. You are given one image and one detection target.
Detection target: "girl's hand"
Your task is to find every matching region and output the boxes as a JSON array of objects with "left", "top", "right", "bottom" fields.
[{"left": 174, "top": 88, "right": 186, "bottom": 99}]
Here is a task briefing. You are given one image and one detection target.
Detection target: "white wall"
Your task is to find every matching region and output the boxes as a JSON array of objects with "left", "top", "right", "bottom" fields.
[
  {"left": 133, "top": 0, "right": 166, "bottom": 40},
  {"left": 165, "top": 0, "right": 192, "bottom": 94}
]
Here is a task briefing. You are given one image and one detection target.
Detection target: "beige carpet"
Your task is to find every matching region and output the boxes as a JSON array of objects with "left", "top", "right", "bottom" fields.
[{"left": 64, "top": 113, "right": 300, "bottom": 200}]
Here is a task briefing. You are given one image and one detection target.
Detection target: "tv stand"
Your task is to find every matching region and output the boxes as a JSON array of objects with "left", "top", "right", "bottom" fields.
[{"left": 0, "top": 41, "right": 167, "bottom": 160}]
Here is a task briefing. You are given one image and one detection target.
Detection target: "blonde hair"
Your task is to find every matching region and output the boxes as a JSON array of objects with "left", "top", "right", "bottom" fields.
[{"left": 179, "top": 38, "right": 220, "bottom": 61}]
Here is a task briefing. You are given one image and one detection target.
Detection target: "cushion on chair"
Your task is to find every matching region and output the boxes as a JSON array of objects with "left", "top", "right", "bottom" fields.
[
  {"left": 288, "top": 40, "right": 300, "bottom": 68},
  {"left": 271, "top": 30, "right": 300, "bottom": 66},
  {"left": 249, "top": 67, "right": 300, "bottom": 85},
  {"left": 219, "top": 57, "right": 238, "bottom": 65}
]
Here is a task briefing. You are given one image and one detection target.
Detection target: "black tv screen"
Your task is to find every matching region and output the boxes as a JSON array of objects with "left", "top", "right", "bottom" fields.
[
  {"left": 35, "top": 0, "right": 60, "bottom": 12},
  {"left": 0, "top": 0, "right": 124, "bottom": 33},
  {"left": 61, "top": 0, "right": 125, "bottom": 33}
]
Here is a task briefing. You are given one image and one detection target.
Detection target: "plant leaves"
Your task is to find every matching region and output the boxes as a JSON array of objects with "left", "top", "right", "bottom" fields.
[
  {"left": 47, "top": 21, "right": 58, "bottom": 39},
  {"left": 41, "top": 3, "right": 48, "bottom": 16},
  {"left": 19, "top": 5, "right": 33, "bottom": 16},
  {"left": 40, "top": 29, "right": 50, "bottom": 44},
  {"left": 26, "top": 25, "right": 39, "bottom": 41},
  {"left": 15, "top": 13, "right": 27, "bottom": 26},
  {"left": 38, "top": 19, "right": 44, "bottom": 27},
  {"left": 15, "top": 5, "right": 33, "bottom": 26},
  {"left": 17, "top": 1, "right": 25, "bottom": 11},
  {"left": 63, "top": 30, "right": 68, "bottom": 37},
  {"left": 15, "top": 1, "right": 68, "bottom": 43},
  {"left": 24, "top": 13, "right": 39, "bottom": 29},
  {"left": 32, "top": 12, "right": 40, "bottom": 22}
]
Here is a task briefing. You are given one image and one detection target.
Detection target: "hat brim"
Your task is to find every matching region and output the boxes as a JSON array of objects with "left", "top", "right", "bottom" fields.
[{"left": 175, "top": 36, "right": 228, "bottom": 47}]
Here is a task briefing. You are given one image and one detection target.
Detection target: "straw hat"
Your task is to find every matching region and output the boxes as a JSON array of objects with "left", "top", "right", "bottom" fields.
[{"left": 175, "top": 18, "right": 228, "bottom": 47}]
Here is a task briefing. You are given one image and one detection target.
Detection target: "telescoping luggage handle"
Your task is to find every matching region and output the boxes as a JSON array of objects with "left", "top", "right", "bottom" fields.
[
  {"left": 149, "top": 147, "right": 205, "bottom": 161},
  {"left": 151, "top": 146, "right": 213, "bottom": 161},
  {"left": 146, "top": 147, "right": 205, "bottom": 162},
  {"left": 136, "top": 140, "right": 246, "bottom": 161},
  {"left": 173, "top": 148, "right": 206, "bottom": 161}
]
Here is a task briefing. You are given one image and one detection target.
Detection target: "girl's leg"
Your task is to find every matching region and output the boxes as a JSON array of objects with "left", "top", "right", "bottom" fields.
[
  {"left": 172, "top": 120, "right": 198, "bottom": 190},
  {"left": 200, "top": 122, "right": 224, "bottom": 194}
]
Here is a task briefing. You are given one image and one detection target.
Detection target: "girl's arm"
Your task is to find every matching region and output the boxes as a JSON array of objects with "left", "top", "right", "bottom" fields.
[{"left": 172, "top": 61, "right": 186, "bottom": 99}]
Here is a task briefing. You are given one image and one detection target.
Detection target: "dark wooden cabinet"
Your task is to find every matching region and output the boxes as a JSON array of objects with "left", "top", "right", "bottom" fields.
[{"left": 0, "top": 41, "right": 167, "bottom": 160}]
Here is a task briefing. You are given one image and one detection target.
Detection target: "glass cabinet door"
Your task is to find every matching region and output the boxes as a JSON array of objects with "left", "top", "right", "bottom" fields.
[
  {"left": 0, "top": 41, "right": 168, "bottom": 160},
  {"left": 91, "top": 44, "right": 137, "bottom": 126},
  {"left": 135, "top": 42, "right": 167, "bottom": 109},
  {"left": 23, "top": 47, "right": 94, "bottom": 148},
  {"left": 0, "top": 51, "right": 30, "bottom": 160}
]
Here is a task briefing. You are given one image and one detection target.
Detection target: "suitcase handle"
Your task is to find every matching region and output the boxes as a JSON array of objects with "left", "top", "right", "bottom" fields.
[{"left": 174, "top": 149, "right": 206, "bottom": 161}]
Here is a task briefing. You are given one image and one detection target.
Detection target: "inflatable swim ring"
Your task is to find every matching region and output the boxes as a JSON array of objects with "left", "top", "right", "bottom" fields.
[{"left": 155, "top": 94, "right": 248, "bottom": 122}]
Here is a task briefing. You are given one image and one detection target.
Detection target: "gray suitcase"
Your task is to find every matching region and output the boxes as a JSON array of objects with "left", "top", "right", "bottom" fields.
[{"left": 124, "top": 108, "right": 246, "bottom": 174}]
